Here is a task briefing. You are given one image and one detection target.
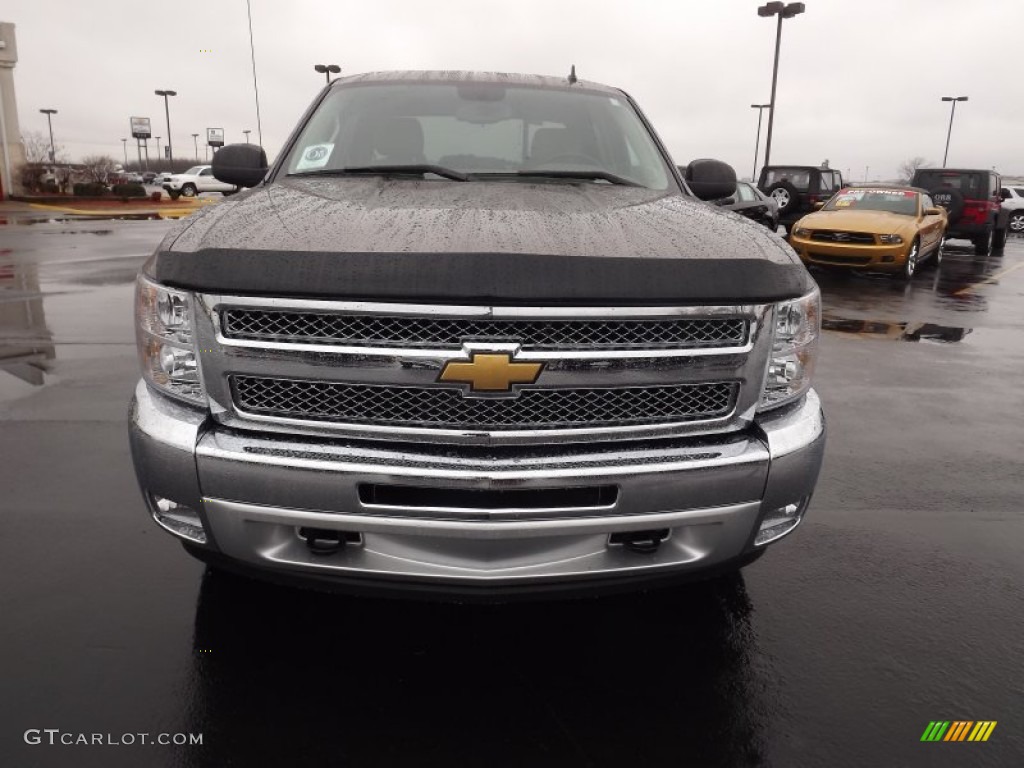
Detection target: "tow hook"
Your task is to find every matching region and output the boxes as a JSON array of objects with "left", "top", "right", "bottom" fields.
[
  {"left": 609, "top": 528, "right": 670, "bottom": 554},
  {"left": 298, "top": 527, "right": 362, "bottom": 555}
]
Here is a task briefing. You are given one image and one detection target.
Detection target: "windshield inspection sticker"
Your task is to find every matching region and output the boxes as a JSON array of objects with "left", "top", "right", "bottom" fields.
[{"left": 295, "top": 143, "right": 334, "bottom": 170}]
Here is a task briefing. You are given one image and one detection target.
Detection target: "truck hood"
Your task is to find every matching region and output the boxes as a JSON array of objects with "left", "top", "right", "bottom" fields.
[{"left": 147, "top": 177, "right": 814, "bottom": 304}]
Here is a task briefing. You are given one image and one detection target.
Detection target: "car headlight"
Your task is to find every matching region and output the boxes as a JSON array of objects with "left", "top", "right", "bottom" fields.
[
  {"left": 135, "top": 275, "right": 205, "bottom": 405},
  {"left": 878, "top": 234, "right": 903, "bottom": 244},
  {"left": 758, "top": 286, "right": 820, "bottom": 412},
  {"left": 792, "top": 227, "right": 811, "bottom": 238}
]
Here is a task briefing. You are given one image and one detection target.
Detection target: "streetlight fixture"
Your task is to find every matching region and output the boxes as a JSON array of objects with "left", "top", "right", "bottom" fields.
[
  {"left": 121, "top": 138, "right": 128, "bottom": 167},
  {"left": 192, "top": 133, "right": 199, "bottom": 162},
  {"left": 154, "top": 89, "right": 177, "bottom": 165},
  {"left": 757, "top": 2, "right": 806, "bottom": 170},
  {"left": 39, "top": 108, "right": 58, "bottom": 163},
  {"left": 940, "top": 96, "right": 968, "bottom": 168},
  {"left": 243, "top": 129, "right": 251, "bottom": 143},
  {"left": 750, "top": 103, "right": 771, "bottom": 180},
  {"left": 314, "top": 63, "right": 341, "bottom": 84}
]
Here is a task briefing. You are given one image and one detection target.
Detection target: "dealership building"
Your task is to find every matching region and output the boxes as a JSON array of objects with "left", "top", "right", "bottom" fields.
[{"left": 0, "top": 22, "right": 26, "bottom": 199}]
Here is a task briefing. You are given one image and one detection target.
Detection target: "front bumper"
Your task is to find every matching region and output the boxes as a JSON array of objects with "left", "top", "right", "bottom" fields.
[
  {"left": 129, "top": 381, "right": 825, "bottom": 593},
  {"left": 789, "top": 237, "right": 910, "bottom": 270}
]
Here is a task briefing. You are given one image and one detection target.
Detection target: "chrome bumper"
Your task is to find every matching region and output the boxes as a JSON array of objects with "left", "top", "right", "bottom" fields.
[{"left": 129, "top": 381, "right": 825, "bottom": 591}]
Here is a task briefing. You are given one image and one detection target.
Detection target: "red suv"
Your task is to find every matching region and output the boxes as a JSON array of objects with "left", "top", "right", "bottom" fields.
[{"left": 912, "top": 168, "right": 1009, "bottom": 255}]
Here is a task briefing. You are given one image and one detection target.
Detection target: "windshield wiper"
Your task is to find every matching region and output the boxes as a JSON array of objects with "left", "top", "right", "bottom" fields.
[
  {"left": 288, "top": 165, "right": 469, "bottom": 181},
  {"left": 511, "top": 170, "right": 642, "bottom": 187}
]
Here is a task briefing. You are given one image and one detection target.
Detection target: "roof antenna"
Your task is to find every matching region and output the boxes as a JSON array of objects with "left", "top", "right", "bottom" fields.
[{"left": 567, "top": 65, "right": 577, "bottom": 85}]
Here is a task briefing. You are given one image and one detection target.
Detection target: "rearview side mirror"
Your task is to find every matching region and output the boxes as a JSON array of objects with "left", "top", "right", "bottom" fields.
[
  {"left": 813, "top": 201, "right": 825, "bottom": 210},
  {"left": 212, "top": 143, "right": 269, "bottom": 188},
  {"left": 924, "top": 207, "right": 943, "bottom": 216},
  {"left": 680, "top": 159, "right": 737, "bottom": 201}
]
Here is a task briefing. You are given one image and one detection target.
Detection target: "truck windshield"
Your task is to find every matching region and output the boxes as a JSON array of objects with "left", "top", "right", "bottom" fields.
[{"left": 282, "top": 82, "right": 672, "bottom": 190}]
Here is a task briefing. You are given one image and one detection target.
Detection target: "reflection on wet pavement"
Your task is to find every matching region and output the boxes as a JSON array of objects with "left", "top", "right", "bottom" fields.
[{"left": 0, "top": 261, "right": 55, "bottom": 389}]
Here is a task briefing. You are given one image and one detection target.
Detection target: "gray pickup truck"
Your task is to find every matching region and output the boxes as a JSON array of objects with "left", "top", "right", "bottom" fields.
[{"left": 129, "top": 71, "right": 825, "bottom": 596}]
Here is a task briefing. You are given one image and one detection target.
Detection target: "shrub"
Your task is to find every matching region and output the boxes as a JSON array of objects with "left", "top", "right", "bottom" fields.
[
  {"left": 73, "top": 182, "right": 109, "bottom": 197},
  {"left": 112, "top": 183, "right": 147, "bottom": 199}
]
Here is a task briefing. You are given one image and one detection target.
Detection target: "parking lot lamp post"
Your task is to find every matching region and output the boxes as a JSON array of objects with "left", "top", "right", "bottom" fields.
[
  {"left": 192, "top": 133, "right": 199, "bottom": 162},
  {"left": 941, "top": 96, "right": 968, "bottom": 168},
  {"left": 243, "top": 129, "right": 251, "bottom": 143},
  {"left": 39, "top": 108, "right": 58, "bottom": 163},
  {"left": 757, "top": 2, "right": 805, "bottom": 170},
  {"left": 750, "top": 103, "right": 770, "bottom": 180},
  {"left": 154, "top": 90, "right": 176, "bottom": 165},
  {"left": 155, "top": 136, "right": 161, "bottom": 162},
  {"left": 314, "top": 64, "right": 341, "bottom": 84},
  {"left": 121, "top": 138, "right": 128, "bottom": 167}
]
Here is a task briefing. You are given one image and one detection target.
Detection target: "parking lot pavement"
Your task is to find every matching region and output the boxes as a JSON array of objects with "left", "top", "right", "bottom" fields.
[{"left": 0, "top": 216, "right": 1021, "bottom": 767}]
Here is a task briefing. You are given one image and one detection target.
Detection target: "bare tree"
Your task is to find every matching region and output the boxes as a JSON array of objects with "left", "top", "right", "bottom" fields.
[
  {"left": 80, "top": 155, "right": 119, "bottom": 184},
  {"left": 898, "top": 156, "right": 931, "bottom": 185},
  {"left": 22, "top": 130, "right": 67, "bottom": 165}
]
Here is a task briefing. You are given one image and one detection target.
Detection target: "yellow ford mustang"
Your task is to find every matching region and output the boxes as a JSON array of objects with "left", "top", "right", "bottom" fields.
[{"left": 788, "top": 187, "right": 947, "bottom": 280}]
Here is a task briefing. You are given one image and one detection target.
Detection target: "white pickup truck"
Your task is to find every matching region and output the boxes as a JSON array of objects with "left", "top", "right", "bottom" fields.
[{"left": 163, "top": 165, "right": 238, "bottom": 199}]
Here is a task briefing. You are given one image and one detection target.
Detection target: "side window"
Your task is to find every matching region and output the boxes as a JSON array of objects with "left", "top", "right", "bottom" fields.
[
  {"left": 736, "top": 183, "right": 756, "bottom": 202},
  {"left": 922, "top": 194, "right": 934, "bottom": 210},
  {"left": 199, "top": 168, "right": 212, "bottom": 176}
]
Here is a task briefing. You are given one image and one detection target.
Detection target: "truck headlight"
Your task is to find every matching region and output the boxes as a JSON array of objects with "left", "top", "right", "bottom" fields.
[
  {"left": 135, "top": 276, "right": 205, "bottom": 405},
  {"left": 758, "top": 286, "right": 820, "bottom": 411}
]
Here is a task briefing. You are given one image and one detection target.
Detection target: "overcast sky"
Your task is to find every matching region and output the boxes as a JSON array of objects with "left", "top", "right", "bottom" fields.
[{"left": 6, "top": 0, "right": 1024, "bottom": 180}]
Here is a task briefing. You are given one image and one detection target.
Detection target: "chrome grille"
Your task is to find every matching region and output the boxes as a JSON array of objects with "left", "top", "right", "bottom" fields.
[
  {"left": 221, "top": 310, "right": 748, "bottom": 350},
  {"left": 810, "top": 231, "right": 875, "bottom": 244},
  {"left": 232, "top": 376, "right": 737, "bottom": 430}
]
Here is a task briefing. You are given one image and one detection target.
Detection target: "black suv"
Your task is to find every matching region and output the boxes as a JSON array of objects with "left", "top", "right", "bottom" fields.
[
  {"left": 911, "top": 168, "right": 1008, "bottom": 255},
  {"left": 757, "top": 165, "right": 843, "bottom": 233}
]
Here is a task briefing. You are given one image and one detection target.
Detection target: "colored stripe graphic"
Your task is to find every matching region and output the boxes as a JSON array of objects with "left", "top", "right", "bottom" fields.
[{"left": 922, "top": 721, "right": 996, "bottom": 742}]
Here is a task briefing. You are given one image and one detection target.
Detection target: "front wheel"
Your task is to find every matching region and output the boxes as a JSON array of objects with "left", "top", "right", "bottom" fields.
[
  {"left": 167, "top": 190, "right": 180, "bottom": 201},
  {"left": 899, "top": 239, "right": 920, "bottom": 281},
  {"left": 180, "top": 183, "right": 198, "bottom": 198}
]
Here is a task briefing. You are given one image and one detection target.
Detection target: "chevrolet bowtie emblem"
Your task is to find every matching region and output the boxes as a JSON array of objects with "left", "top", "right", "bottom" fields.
[{"left": 438, "top": 353, "right": 544, "bottom": 393}]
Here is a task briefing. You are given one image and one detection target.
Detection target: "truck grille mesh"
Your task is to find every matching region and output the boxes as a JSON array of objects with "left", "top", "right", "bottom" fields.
[
  {"left": 221, "top": 310, "right": 748, "bottom": 350},
  {"left": 232, "top": 376, "right": 736, "bottom": 430}
]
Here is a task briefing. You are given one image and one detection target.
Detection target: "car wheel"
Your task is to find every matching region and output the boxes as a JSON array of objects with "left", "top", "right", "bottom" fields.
[
  {"left": 180, "top": 183, "right": 198, "bottom": 198},
  {"left": 167, "top": 191, "right": 180, "bottom": 201},
  {"left": 899, "top": 239, "right": 920, "bottom": 281},
  {"left": 930, "top": 241, "right": 943, "bottom": 268},
  {"left": 992, "top": 226, "right": 1007, "bottom": 253},
  {"left": 973, "top": 229, "right": 992, "bottom": 256},
  {"left": 1009, "top": 211, "right": 1024, "bottom": 234},
  {"left": 766, "top": 181, "right": 799, "bottom": 215}
]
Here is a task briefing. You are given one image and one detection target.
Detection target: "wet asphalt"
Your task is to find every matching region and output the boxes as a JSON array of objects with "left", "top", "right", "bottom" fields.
[{"left": 0, "top": 212, "right": 1021, "bottom": 768}]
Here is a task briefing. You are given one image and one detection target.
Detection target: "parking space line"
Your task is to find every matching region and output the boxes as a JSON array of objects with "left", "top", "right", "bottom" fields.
[{"left": 953, "top": 259, "right": 1024, "bottom": 295}]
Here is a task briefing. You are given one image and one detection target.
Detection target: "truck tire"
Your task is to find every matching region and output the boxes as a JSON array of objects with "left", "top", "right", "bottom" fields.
[
  {"left": 766, "top": 180, "right": 799, "bottom": 215},
  {"left": 1009, "top": 210, "right": 1024, "bottom": 234},
  {"left": 973, "top": 229, "right": 993, "bottom": 256},
  {"left": 167, "top": 190, "right": 180, "bottom": 201},
  {"left": 180, "top": 183, "right": 198, "bottom": 198},
  {"left": 992, "top": 226, "right": 1007, "bottom": 253}
]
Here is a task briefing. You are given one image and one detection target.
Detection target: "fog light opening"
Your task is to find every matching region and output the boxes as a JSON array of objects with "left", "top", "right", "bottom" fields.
[
  {"left": 755, "top": 497, "right": 810, "bottom": 546},
  {"left": 149, "top": 495, "right": 207, "bottom": 544}
]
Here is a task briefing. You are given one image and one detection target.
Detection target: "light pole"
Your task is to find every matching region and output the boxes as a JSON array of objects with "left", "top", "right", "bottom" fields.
[
  {"left": 155, "top": 136, "right": 162, "bottom": 163},
  {"left": 757, "top": 2, "right": 805, "bottom": 170},
  {"left": 39, "top": 108, "right": 58, "bottom": 163},
  {"left": 243, "top": 129, "right": 251, "bottom": 143},
  {"left": 192, "top": 133, "right": 199, "bottom": 162},
  {"left": 941, "top": 96, "right": 968, "bottom": 168},
  {"left": 314, "top": 64, "right": 341, "bottom": 84},
  {"left": 121, "top": 138, "right": 128, "bottom": 167},
  {"left": 155, "top": 89, "right": 176, "bottom": 165},
  {"left": 750, "top": 103, "right": 770, "bottom": 180}
]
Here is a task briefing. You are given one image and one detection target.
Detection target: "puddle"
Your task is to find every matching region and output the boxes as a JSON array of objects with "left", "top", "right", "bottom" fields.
[{"left": 822, "top": 315, "right": 972, "bottom": 343}]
